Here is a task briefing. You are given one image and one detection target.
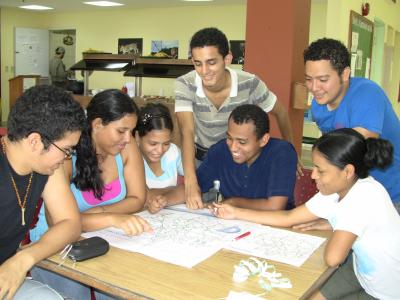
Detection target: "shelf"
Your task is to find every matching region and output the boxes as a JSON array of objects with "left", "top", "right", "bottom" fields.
[
  {"left": 70, "top": 54, "right": 194, "bottom": 95},
  {"left": 70, "top": 54, "right": 135, "bottom": 72},
  {"left": 124, "top": 58, "right": 193, "bottom": 78}
]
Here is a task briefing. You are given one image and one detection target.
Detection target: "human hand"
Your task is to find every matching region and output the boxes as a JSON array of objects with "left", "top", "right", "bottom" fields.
[
  {"left": 185, "top": 181, "right": 203, "bottom": 210},
  {"left": 111, "top": 214, "right": 153, "bottom": 235},
  {"left": 147, "top": 195, "right": 167, "bottom": 214},
  {"left": 212, "top": 203, "right": 237, "bottom": 219},
  {"left": 0, "top": 253, "right": 31, "bottom": 300},
  {"left": 292, "top": 219, "right": 332, "bottom": 231}
]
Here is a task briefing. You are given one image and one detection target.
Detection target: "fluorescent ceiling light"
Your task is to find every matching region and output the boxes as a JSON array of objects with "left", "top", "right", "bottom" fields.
[
  {"left": 19, "top": 5, "right": 54, "bottom": 10},
  {"left": 83, "top": 1, "right": 124, "bottom": 6},
  {"left": 105, "top": 63, "right": 128, "bottom": 69}
]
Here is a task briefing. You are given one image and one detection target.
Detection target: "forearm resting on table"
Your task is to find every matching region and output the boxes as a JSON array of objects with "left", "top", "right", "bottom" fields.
[
  {"left": 81, "top": 212, "right": 118, "bottom": 232},
  {"left": 147, "top": 185, "right": 185, "bottom": 207},
  {"left": 225, "top": 196, "right": 288, "bottom": 211},
  {"left": 32, "top": 218, "right": 81, "bottom": 259},
  {"left": 233, "top": 205, "right": 317, "bottom": 228},
  {"left": 84, "top": 196, "right": 145, "bottom": 214}
]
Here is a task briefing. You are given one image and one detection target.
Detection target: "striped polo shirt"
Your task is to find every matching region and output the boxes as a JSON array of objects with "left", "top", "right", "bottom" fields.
[{"left": 174, "top": 67, "right": 276, "bottom": 148}]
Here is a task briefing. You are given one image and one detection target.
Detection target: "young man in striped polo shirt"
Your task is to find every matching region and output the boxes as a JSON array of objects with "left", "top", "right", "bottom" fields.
[{"left": 175, "top": 27, "right": 295, "bottom": 210}]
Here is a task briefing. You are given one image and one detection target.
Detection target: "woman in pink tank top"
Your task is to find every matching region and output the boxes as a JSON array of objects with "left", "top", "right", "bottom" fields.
[{"left": 65, "top": 89, "right": 152, "bottom": 235}]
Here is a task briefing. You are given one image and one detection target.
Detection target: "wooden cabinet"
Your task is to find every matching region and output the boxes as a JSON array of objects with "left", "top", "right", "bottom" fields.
[
  {"left": 9, "top": 75, "right": 40, "bottom": 108},
  {"left": 72, "top": 94, "right": 92, "bottom": 108}
]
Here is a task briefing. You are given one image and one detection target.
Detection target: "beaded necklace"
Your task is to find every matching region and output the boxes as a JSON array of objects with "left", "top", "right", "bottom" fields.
[{"left": 1, "top": 137, "right": 33, "bottom": 226}]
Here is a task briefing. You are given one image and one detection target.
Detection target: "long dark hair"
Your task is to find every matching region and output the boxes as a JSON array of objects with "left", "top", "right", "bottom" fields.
[
  {"left": 137, "top": 103, "right": 173, "bottom": 137},
  {"left": 72, "top": 89, "right": 139, "bottom": 199},
  {"left": 313, "top": 128, "right": 393, "bottom": 179}
]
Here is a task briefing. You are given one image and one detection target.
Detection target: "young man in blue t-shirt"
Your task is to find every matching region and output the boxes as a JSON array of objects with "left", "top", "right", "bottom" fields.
[
  {"left": 197, "top": 104, "right": 297, "bottom": 210},
  {"left": 303, "top": 38, "right": 400, "bottom": 213}
]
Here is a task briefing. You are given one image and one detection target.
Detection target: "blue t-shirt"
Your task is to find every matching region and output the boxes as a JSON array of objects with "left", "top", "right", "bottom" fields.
[
  {"left": 311, "top": 77, "right": 400, "bottom": 203},
  {"left": 196, "top": 138, "right": 297, "bottom": 209}
]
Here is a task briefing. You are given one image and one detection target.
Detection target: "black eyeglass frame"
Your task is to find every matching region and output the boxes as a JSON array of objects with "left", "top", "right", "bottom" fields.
[{"left": 41, "top": 135, "right": 76, "bottom": 159}]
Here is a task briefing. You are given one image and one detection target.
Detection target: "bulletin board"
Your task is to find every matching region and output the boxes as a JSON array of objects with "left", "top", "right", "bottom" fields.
[{"left": 348, "top": 11, "right": 374, "bottom": 78}]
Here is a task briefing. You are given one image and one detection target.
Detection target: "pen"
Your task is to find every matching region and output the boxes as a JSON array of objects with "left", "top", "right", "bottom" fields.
[{"left": 234, "top": 231, "right": 251, "bottom": 241}]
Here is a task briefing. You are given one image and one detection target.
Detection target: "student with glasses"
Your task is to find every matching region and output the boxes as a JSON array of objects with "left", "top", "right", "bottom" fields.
[
  {"left": 41, "top": 136, "right": 76, "bottom": 159},
  {"left": 0, "top": 85, "right": 85, "bottom": 300},
  {"left": 30, "top": 89, "right": 152, "bottom": 300}
]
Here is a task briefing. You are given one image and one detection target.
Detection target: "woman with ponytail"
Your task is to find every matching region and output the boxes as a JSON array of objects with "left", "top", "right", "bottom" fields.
[{"left": 214, "top": 128, "right": 400, "bottom": 300}]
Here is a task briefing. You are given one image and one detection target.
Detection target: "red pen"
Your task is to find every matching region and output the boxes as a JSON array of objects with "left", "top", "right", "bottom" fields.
[{"left": 234, "top": 231, "right": 251, "bottom": 241}]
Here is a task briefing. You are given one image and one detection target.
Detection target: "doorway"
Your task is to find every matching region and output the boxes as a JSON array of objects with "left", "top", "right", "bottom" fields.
[{"left": 49, "top": 29, "right": 76, "bottom": 77}]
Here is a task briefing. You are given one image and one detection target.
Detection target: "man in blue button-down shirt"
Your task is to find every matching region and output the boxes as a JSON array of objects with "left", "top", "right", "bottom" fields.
[{"left": 197, "top": 104, "right": 297, "bottom": 210}]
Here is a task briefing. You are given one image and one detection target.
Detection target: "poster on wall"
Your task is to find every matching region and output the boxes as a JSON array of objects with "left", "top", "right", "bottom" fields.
[
  {"left": 348, "top": 11, "right": 373, "bottom": 79},
  {"left": 230, "top": 40, "right": 245, "bottom": 65},
  {"left": 118, "top": 38, "right": 143, "bottom": 55},
  {"left": 151, "top": 40, "right": 179, "bottom": 58}
]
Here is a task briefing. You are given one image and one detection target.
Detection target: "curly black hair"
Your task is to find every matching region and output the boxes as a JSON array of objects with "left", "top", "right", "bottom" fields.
[
  {"left": 303, "top": 38, "right": 350, "bottom": 75},
  {"left": 137, "top": 103, "right": 173, "bottom": 137},
  {"left": 73, "top": 89, "right": 139, "bottom": 199},
  {"left": 229, "top": 104, "right": 269, "bottom": 140},
  {"left": 7, "top": 85, "right": 85, "bottom": 148},
  {"left": 190, "top": 27, "right": 229, "bottom": 57}
]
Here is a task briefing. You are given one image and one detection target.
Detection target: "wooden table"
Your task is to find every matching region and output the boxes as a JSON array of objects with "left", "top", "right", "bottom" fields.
[{"left": 37, "top": 230, "right": 333, "bottom": 300}]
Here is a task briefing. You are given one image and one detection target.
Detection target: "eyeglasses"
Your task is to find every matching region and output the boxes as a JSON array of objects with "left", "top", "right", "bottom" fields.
[{"left": 42, "top": 136, "right": 76, "bottom": 159}]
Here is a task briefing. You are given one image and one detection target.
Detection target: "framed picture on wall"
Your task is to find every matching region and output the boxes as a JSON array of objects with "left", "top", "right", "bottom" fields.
[
  {"left": 118, "top": 38, "right": 143, "bottom": 56},
  {"left": 151, "top": 40, "right": 179, "bottom": 58},
  {"left": 230, "top": 40, "right": 245, "bottom": 65},
  {"left": 348, "top": 11, "right": 374, "bottom": 78}
]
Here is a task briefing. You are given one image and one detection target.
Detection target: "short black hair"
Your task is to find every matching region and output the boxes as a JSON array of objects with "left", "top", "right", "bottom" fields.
[
  {"left": 229, "top": 104, "right": 269, "bottom": 140},
  {"left": 190, "top": 27, "right": 229, "bottom": 57},
  {"left": 303, "top": 38, "right": 350, "bottom": 75},
  {"left": 7, "top": 85, "right": 85, "bottom": 147}
]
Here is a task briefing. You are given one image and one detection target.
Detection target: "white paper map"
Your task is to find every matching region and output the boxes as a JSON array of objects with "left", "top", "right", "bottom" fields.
[
  {"left": 82, "top": 208, "right": 326, "bottom": 268},
  {"left": 225, "top": 225, "right": 326, "bottom": 267},
  {"left": 82, "top": 209, "right": 255, "bottom": 268}
]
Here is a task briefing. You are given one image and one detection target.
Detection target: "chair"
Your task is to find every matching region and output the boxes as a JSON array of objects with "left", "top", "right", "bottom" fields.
[
  {"left": 0, "top": 127, "right": 7, "bottom": 136},
  {"left": 294, "top": 168, "right": 318, "bottom": 206}
]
